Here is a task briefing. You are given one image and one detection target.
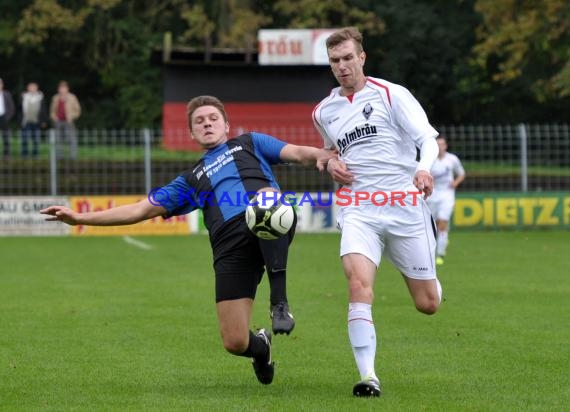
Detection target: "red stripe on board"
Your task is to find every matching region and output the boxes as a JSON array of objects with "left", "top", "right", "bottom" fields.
[{"left": 163, "top": 102, "right": 321, "bottom": 151}]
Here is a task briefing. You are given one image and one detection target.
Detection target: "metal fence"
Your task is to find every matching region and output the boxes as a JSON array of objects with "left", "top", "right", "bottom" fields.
[{"left": 1, "top": 124, "right": 569, "bottom": 196}]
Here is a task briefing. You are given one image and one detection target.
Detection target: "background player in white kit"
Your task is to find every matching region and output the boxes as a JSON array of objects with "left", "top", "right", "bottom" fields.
[
  {"left": 427, "top": 135, "right": 466, "bottom": 265},
  {"left": 313, "top": 27, "right": 443, "bottom": 397}
]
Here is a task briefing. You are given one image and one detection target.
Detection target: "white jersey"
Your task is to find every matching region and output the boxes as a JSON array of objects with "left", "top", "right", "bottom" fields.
[
  {"left": 431, "top": 153, "right": 465, "bottom": 197},
  {"left": 312, "top": 77, "right": 438, "bottom": 195}
]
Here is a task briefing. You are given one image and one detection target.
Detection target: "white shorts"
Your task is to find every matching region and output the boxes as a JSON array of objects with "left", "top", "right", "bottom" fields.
[
  {"left": 337, "top": 198, "right": 437, "bottom": 280},
  {"left": 427, "top": 193, "right": 455, "bottom": 221}
]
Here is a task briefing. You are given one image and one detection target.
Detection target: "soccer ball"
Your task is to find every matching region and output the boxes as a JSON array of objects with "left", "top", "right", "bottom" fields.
[{"left": 245, "top": 191, "right": 295, "bottom": 240}]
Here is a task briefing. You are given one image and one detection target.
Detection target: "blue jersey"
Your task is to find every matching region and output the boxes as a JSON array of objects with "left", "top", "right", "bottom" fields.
[{"left": 157, "top": 132, "right": 287, "bottom": 238}]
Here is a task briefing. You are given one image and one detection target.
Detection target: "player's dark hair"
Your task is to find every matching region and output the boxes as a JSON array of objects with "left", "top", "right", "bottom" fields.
[
  {"left": 326, "top": 27, "right": 363, "bottom": 53},
  {"left": 187, "top": 95, "right": 228, "bottom": 127}
]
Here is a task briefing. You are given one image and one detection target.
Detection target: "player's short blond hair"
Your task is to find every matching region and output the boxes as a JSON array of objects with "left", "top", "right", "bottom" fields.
[
  {"left": 187, "top": 95, "right": 228, "bottom": 127},
  {"left": 326, "top": 27, "right": 363, "bottom": 53}
]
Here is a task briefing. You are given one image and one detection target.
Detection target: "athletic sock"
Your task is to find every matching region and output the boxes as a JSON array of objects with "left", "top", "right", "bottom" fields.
[
  {"left": 238, "top": 331, "right": 268, "bottom": 359},
  {"left": 437, "top": 230, "right": 449, "bottom": 257},
  {"left": 436, "top": 278, "right": 443, "bottom": 304},
  {"left": 348, "top": 302, "right": 378, "bottom": 381},
  {"left": 268, "top": 269, "right": 287, "bottom": 306}
]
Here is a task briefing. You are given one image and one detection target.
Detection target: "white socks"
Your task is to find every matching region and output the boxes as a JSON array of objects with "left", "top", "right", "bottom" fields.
[
  {"left": 348, "top": 302, "right": 378, "bottom": 381},
  {"left": 437, "top": 230, "right": 448, "bottom": 256}
]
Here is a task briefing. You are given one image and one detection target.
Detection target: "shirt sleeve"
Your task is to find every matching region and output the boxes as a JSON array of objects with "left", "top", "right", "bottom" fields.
[
  {"left": 416, "top": 137, "right": 439, "bottom": 173},
  {"left": 391, "top": 84, "right": 439, "bottom": 172},
  {"left": 152, "top": 175, "right": 199, "bottom": 217},
  {"left": 250, "top": 132, "right": 288, "bottom": 164},
  {"left": 312, "top": 105, "right": 336, "bottom": 150},
  {"left": 391, "top": 85, "right": 438, "bottom": 145}
]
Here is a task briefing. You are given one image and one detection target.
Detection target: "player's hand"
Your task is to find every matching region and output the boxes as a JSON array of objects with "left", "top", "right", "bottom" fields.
[
  {"left": 327, "top": 157, "right": 354, "bottom": 185},
  {"left": 40, "top": 206, "right": 80, "bottom": 226},
  {"left": 413, "top": 170, "right": 434, "bottom": 199},
  {"left": 315, "top": 149, "right": 335, "bottom": 172}
]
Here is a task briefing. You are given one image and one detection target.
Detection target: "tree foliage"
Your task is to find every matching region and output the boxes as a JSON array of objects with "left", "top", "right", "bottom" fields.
[
  {"left": 366, "top": 0, "right": 479, "bottom": 123},
  {"left": 272, "top": 0, "right": 385, "bottom": 35},
  {"left": 17, "top": 0, "right": 87, "bottom": 47},
  {"left": 180, "top": 0, "right": 271, "bottom": 50},
  {"left": 180, "top": 4, "right": 216, "bottom": 48},
  {"left": 473, "top": 0, "right": 570, "bottom": 100},
  {"left": 11, "top": 0, "right": 186, "bottom": 127}
]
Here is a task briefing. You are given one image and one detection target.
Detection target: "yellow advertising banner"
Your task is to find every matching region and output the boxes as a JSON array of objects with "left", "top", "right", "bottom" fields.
[
  {"left": 69, "top": 196, "right": 190, "bottom": 236},
  {"left": 453, "top": 192, "right": 570, "bottom": 229}
]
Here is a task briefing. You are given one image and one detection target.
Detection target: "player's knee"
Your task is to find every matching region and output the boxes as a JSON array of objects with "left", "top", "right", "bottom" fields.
[
  {"left": 348, "top": 277, "right": 373, "bottom": 302},
  {"left": 415, "top": 297, "right": 439, "bottom": 315},
  {"left": 221, "top": 334, "right": 248, "bottom": 354}
]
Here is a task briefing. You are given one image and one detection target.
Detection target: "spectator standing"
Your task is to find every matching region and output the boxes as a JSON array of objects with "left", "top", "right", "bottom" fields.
[
  {"left": 21, "top": 82, "right": 47, "bottom": 158},
  {"left": 50, "top": 81, "right": 81, "bottom": 159},
  {"left": 0, "top": 78, "right": 16, "bottom": 158}
]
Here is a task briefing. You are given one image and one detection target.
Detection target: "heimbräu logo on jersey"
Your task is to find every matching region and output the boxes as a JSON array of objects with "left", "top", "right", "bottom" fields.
[{"left": 337, "top": 123, "right": 377, "bottom": 154}]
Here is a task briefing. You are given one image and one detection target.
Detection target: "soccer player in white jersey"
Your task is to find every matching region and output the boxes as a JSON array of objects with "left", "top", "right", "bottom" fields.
[
  {"left": 427, "top": 135, "right": 465, "bottom": 265},
  {"left": 312, "top": 27, "right": 443, "bottom": 397}
]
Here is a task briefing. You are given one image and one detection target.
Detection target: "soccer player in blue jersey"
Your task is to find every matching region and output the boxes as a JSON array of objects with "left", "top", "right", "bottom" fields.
[{"left": 41, "top": 95, "right": 332, "bottom": 385}]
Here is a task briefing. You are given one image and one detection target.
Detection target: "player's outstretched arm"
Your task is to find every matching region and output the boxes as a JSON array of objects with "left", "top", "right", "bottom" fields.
[
  {"left": 40, "top": 199, "right": 167, "bottom": 226},
  {"left": 279, "top": 144, "right": 333, "bottom": 170}
]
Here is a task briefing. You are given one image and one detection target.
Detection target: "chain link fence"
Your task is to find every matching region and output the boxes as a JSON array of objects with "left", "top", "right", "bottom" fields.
[{"left": 1, "top": 124, "right": 569, "bottom": 196}]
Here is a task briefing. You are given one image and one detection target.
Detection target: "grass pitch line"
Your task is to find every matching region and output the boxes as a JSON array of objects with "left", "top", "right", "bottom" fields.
[{"left": 122, "top": 236, "right": 153, "bottom": 250}]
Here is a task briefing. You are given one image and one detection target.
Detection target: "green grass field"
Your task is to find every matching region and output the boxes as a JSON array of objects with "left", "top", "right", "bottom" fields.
[{"left": 1, "top": 231, "right": 569, "bottom": 411}]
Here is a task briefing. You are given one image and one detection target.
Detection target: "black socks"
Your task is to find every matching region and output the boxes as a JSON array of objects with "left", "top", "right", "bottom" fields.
[{"left": 239, "top": 331, "right": 268, "bottom": 359}]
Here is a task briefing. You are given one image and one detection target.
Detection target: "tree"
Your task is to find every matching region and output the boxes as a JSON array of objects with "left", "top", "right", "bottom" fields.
[
  {"left": 180, "top": 0, "right": 271, "bottom": 51},
  {"left": 365, "top": 0, "right": 479, "bottom": 123},
  {"left": 179, "top": 0, "right": 384, "bottom": 50},
  {"left": 180, "top": 4, "right": 216, "bottom": 50},
  {"left": 13, "top": 0, "right": 188, "bottom": 127},
  {"left": 272, "top": 0, "right": 385, "bottom": 35},
  {"left": 473, "top": 0, "right": 570, "bottom": 100}
]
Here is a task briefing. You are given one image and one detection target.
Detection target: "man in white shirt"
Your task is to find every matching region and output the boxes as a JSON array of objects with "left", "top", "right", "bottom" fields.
[
  {"left": 427, "top": 135, "right": 465, "bottom": 265},
  {"left": 313, "top": 27, "right": 442, "bottom": 397},
  {"left": 21, "top": 82, "right": 47, "bottom": 158}
]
